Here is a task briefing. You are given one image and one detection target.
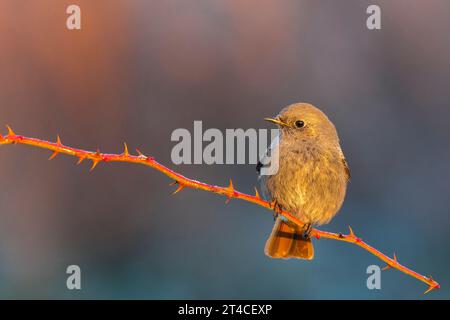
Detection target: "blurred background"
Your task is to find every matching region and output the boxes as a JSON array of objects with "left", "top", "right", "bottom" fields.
[{"left": 0, "top": 0, "right": 449, "bottom": 299}]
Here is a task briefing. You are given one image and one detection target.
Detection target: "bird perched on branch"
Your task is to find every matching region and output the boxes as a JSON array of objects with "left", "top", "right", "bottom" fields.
[{"left": 258, "top": 103, "right": 350, "bottom": 260}]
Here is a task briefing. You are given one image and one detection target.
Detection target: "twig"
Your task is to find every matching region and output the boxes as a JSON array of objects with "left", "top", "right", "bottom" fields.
[{"left": 0, "top": 126, "right": 440, "bottom": 294}]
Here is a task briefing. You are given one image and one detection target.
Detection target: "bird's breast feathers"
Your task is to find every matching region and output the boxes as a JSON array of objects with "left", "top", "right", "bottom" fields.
[{"left": 260, "top": 138, "right": 348, "bottom": 225}]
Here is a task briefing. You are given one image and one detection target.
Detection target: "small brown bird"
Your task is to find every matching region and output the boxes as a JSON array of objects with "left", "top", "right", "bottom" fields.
[{"left": 258, "top": 103, "right": 349, "bottom": 260}]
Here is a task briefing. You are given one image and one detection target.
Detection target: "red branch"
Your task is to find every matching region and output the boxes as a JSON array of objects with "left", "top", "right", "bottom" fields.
[{"left": 0, "top": 126, "right": 440, "bottom": 294}]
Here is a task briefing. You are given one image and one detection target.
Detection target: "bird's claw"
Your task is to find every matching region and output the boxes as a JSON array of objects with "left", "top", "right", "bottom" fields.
[
  {"left": 270, "top": 199, "right": 283, "bottom": 221},
  {"left": 302, "top": 223, "right": 312, "bottom": 239}
]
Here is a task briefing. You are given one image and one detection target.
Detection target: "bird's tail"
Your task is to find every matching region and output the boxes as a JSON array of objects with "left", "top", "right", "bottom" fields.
[{"left": 264, "top": 217, "right": 314, "bottom": 260}]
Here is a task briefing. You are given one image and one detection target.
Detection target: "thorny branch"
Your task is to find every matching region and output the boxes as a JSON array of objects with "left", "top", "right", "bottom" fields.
[{"left": 0, "top": 126, "right": 440, "bottom": 294}]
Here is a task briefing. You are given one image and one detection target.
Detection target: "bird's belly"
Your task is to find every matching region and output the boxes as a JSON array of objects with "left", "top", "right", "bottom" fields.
[{"left": 262, "top": 157, "right": 347, "bottom": 225}]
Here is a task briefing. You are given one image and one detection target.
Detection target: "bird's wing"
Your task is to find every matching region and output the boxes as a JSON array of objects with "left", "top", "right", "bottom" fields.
[
  {"left": 342, "top": 157, "right": 350, "bottom": 181},
  {"left": 334, "top": 140, "right": 350, "bottom": 181},
  {"left": 256, "top": 135, "right": 279, "bottom": 175},
  {"left": 257, "top": 135, "right": 280, "bottom": 201}
]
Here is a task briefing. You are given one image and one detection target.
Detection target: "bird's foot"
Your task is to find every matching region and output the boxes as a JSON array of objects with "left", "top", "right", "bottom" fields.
[
  {"left": 302, "top": 223, "right": 312, "bottom": 239},
  {"left": 270, "top": 199, "right": 283, "bottom": 221}
]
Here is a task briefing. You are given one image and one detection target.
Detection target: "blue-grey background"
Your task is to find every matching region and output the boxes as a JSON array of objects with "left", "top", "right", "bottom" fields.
[{"left": 0, "top": 0, "right": 449, "bottom": 299}]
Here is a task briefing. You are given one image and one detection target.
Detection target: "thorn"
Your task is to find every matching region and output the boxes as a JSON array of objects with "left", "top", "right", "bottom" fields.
[
  {"left": 227, "top": 179, "right": 234, "bottom": 192},
  {"left": 424, "top": 285, "right": 437, "bottom": 294},
  {"left": 169, "top": 181, "right": 178, "bottom": 186},
  {"left": 382, "top": 265, "right": 392, "bottom": 271},
  {"left": 172, "top": 183, "right": 185, "bottom": 195},
  {"left": 136, "top": 148, "right": 151, "bottom": 160},
  {"left": 123, "top": 143, "right": 129, "bottom": 156},
  {"left": 136, "top": 148, "right": 154, "bottom": 161},
  {"left": 90, "top": 159, "right": 100, "bottom": 172},
  {"left": 48, "top": 151, "right": 59, "bottom": 160},
  {"left": 338, "top": 233, "right": 344, "bottom": 239},
  {"left": 225, "top": 179, "right": 235, "bottom": 203},
  {"left": 94, "top": 148, "right": 107, "bottom": 162},
  {"left": 383, "top": 253, "right": 398, "bottom": 270},
  {"left": 6, "top": 125, "right": 15, "bottom": 137},
  {"left": 427, "top": 275, "right": 438, "bottom": 288},
  {"left": 56, "top": 134, "right": 62, "bottom": 146},
  {"left": 76, "top": 156, "right": 86, "bottom": 165},
  {"left": 348, "top": 226, "right": 355, "bottom": 237},
  {"left": 254, "top": 187, "right": 261, "bottom": 199}
]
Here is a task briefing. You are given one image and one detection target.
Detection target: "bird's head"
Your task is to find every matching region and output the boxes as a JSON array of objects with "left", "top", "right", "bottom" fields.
[{"left": 265, "top": 103, "right": 339, "bottom": 143}]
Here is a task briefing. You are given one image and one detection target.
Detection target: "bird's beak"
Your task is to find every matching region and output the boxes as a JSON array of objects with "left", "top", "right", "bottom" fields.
[{"left": 264, "top": 117, "right": 289, "bottom": 127}]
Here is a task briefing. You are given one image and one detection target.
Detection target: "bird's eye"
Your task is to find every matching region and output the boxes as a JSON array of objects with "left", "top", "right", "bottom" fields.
[{"left": 295, "top": 120, "right": 305, "bottom": 128}]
